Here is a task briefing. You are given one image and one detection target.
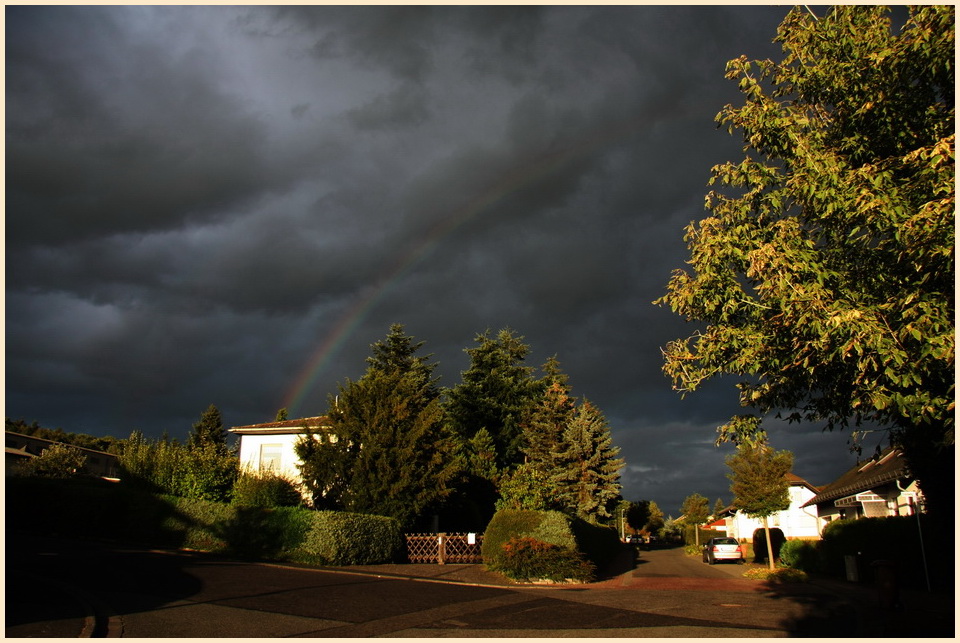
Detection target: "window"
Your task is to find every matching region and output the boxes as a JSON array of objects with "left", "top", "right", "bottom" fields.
[{"left": 260, "top": 444, "right": 282, "bottom": 472}]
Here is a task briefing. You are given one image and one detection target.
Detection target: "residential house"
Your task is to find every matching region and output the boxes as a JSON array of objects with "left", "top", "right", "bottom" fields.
[
  {"left": 801, "top": 446, "right": 921, "bottom": 530},
  {"left": 5, "top": 431, "right": 120, "bottom": 478},
  {"left": 721, "top": 473, "right": 822, "bottom": 541},
  {"left": 229, "top": 416, "right": 330, "bottom": 496}
]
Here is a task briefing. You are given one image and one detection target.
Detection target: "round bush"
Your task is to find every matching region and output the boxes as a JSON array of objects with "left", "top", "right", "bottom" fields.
[{"left": 779, "top": 538, "right": 819, "bottom": 572}]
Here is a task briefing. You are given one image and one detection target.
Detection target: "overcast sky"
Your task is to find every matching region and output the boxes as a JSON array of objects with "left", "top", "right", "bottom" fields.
[{"left": 7, "top": 5, "right": 868, "bottom": 515}]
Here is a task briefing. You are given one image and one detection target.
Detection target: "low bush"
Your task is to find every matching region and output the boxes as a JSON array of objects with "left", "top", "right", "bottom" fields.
[
  {"left": 490, "top": 536, "right": 595, "bottom": 583},
  {"left": 742, "top": 566, "right": 808, "bottom": 583},
  {"left": 8, "top": 475, "right": 403, "bottom": 565},
  {"left": 779, "top": 539, "right": 819, "bottom": 573},
  {"left": 232, "top": 471, "right": 304, "bottom": 508},
  {"left": 481, "top": 509, "right": 577, "bottom": 564},
  {"left": 569, "top": 518, "right": 622, "bottom": 572}
]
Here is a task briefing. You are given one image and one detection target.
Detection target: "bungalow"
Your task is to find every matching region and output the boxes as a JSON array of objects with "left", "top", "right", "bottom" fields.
[
  {"left": 801, "top": 446, "right": 921, "bottom": 529},
  {"left": 5, "top": 430, "right": 120, "bottom": 479},
  {"left": 721, "top": 473, "right": 822, "bottom": 541},
  {"left": 229, "top": 416, "right": 331, "bottom": 495}
]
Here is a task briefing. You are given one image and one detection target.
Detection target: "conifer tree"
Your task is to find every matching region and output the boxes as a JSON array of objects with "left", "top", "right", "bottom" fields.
[
  {"left": 188, "top": 404, "right": 228, "bottom": 455},
  {"left": 553, "top": 400, "right": 623, "bottom": 522},
  {"left": 296, "top": 325, "right": 460, "bottom": 528},
  {"left": 445, "top": 329, "right": 542, "bottom": 469}
]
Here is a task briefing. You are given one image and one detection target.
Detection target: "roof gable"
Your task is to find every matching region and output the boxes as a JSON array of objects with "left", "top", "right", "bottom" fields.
[
  {"left": 802, "top": 446, "right": 909, "bottom": 507},
  {"left": 229, "top": 416, "right": 330, "bottom": 435}
]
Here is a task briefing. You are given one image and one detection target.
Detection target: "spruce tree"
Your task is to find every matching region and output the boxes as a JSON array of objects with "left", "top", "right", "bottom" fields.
[
  {"left": 553, "top": 400, "right": 623, "bottom": 522},
  {"left": 445, "top": 329, "right": 541, "bottom": 469},
  {"left": 188, "top": 404, "right": 227, "bottom": 455}
]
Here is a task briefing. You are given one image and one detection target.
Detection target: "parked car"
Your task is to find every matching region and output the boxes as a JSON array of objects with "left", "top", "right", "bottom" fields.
[{"left": 702, "top": 537, "right": 744, "bottom": 565}]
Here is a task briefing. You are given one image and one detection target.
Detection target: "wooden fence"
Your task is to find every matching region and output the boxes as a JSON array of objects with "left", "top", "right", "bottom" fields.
[{"left": 405, "top": 532, "right": 484, "bottom": 564}]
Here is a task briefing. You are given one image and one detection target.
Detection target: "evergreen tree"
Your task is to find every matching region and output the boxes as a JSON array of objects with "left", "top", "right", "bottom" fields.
[
  {"left": 645, "top": 500, "right": 665, "bottom": 536},
  {"left": 713, "top": 497, "right": 726, "bottom": 518},
  {"left": 726, "top": 440, "right": 794, "bottom": 570},
  {"left": 445, "top": 329, "right": 542, "bottom": 469},
  {"left": 296, "top": 325, "right": 460, "bottom": 528},
  {"left": 275, "top": 408, "right": 288, "bottom": 422},
  {"left": 522, "top": 377, "right": 576, "bottom": 476},
  {"left": 188, "top": 404, "right": 228, "bottom": 455},
  {"left": 553, "top": 400, "right": 623, "bottom": 522}
]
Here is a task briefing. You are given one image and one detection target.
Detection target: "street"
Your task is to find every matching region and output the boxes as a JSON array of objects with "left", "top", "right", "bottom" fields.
[{"left": 7, "top": 533, "right": 856, "bottom": 637}]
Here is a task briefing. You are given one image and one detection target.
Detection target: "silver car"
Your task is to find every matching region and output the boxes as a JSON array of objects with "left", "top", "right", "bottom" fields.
[{"left": 702, "top": 537, "right": 744, "bottom": 564}]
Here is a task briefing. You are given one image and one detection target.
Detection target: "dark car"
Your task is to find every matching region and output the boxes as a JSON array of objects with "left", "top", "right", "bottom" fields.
[{"left": 702, "top": 537, "right": 744, "bottom": 564}]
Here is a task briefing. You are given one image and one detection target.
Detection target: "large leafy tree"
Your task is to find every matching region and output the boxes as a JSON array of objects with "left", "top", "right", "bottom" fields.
[
  {"left": 445, "top": 328, "right": 542, "bottom": 469},
  {"left": 295, "top": 325, "right": 460, "bottom": 528},
  {"left": 656, "top": 6, "right": 954, "bottom": 523},
  {"left": 726, "top": 440, "right": 793, "bottom": 570},
  {"left": 680, "top": 493, "right": 710, "bottom": 547}
]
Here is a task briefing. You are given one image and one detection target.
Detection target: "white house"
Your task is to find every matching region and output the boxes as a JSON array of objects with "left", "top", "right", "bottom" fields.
[
  {"left": 801, "top": 446, "right": 922, "bottom": 529},
  {"left": 722, "top": 473, "right": 822, "bottom": 541},
  {"left": 229, "top": 416, "right": 330, "bottom": 495}
]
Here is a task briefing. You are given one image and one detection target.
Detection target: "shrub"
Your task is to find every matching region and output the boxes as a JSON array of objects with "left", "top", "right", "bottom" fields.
[
  {"left": 490, "top": 536, "right": 595, "bottom": 583},
  {"left": 481, "top": 509, "right": 577, "bottom": 564},
  {"left": 16, "top": 443, "right": 88, "bottom": 478},
  {"left": 779, "top": 539, "right": 819, "bottom": 572},
  {"left": 742, "top": 566, "right": 808, "bottom": 582},
  {"left": 232, "top": 471, "right": 304, "bottom": 508},
  {"left": 569, "top": 518, "right": 622, "bottom": 571},
  {"left": 297, "top": 511, "right": 405, "bottom": 565}
]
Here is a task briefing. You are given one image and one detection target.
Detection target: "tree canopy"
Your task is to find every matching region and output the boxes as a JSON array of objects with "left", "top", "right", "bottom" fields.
[{"left": 656, "top": 5, "right": 954, "bottom": 521}]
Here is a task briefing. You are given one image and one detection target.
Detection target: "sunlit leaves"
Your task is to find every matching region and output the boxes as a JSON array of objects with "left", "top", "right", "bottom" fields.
[{"left": 655, "top": 6, "right": 954, "bottom": 453}]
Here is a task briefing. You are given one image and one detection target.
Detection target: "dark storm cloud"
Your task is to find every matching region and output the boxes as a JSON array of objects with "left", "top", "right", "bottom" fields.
[{"left": 6, "top": 5, "right": 865, "bottom": 512}]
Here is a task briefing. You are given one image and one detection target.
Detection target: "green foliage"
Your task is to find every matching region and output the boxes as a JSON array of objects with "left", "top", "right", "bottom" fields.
[
  {"left": 655, "top": 5, "right": 955, "bottom": 522},
  {"left": 742, "top": 566, "right": 808, "bottom": 583},
  {"left": 188, "top": 404, "right": 228, "bottom": 454},
  {"left": 568, "top": 517, "right": 621, "bottom": 572},
  {"left": 117, "top": 429, "right": 237, "bottom": 502},
  {"left": 445, "top": 329, "right": 542, "bottom": 469},
  {"left": 6, "top": 418, "right": 123, "bottom": 453},
  {"left": 296, "top": 325, "right": 461, "bottom": 529},
  {"left": 490, "top": 536, "right": 595, "bottom": 583},
  {"left": 552, "top": 400, "right": 624, "bottom": 522},
  {"left": 16, "top": 443, "right": 87, "bottom": 478},
  {"left": 495, "top": 462, "right": 557, "bottom": 512},
  {"left": 300, "top": 511, "right": 404, "bottom": 565},
  {"left": 680, "top": 493, "right": 710, "bottom": 526},
  {"left": 481, "top": 509, "right": 578, "bottom": 564},
  {"left": 726, "top": 441, "right": 793, "bottom": 519},
  {"left": 232, "top": 470, "right": 303, "bottom": 508},
  {"left": 817, "top": 515, "right": 949, "bottom": 589},
  {"left": 7, "top": 475, "right": 403, "bottom": 566},
  {"left": 779, "top": 539, "right": 819, "bottom": 573}
]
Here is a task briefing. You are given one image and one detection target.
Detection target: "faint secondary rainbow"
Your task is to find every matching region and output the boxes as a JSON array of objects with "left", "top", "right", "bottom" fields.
[{"left": 281, "top": 114, "right": 651, "bottom": 416}]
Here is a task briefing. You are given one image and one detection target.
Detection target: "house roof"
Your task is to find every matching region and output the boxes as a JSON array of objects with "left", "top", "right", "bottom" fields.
[
  {"left": 229, "top": 416, "right": 330, "bottom": 435},
  {"left": 802, "top": 446, "right": 910, "bottom": 508}
]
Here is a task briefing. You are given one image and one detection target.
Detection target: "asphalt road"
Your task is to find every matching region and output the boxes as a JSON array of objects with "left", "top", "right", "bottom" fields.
[{"left": 7, "top": 534, "right": 857, "bottom": 637}]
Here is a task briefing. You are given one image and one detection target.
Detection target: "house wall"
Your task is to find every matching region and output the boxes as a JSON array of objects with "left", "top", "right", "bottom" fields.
[
  {"left": 726, "top": 484, "right": 821, "bottom": 541},
  {"left": 237, "top": 433, "right": 307, "bottom": 484},
  {"left": 814, "top": 480, "right": 923, "bottom": 530}
]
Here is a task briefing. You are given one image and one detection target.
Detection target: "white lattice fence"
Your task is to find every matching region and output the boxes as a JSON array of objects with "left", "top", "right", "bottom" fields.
[{"left": 405, "top": 533, "right": 484, "bottom": 564}]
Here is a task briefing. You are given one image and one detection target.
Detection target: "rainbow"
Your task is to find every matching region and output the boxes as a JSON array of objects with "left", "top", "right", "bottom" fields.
[{"left": 281, "top": 114, "right": 650, "bottom": 416}]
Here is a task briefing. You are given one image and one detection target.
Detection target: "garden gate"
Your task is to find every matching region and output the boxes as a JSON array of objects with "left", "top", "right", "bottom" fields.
[{"left": 405, "top": 533, "right": 483, "bottom": 564}]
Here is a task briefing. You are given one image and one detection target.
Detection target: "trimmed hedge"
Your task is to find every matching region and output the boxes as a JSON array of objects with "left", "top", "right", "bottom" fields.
[
  {"left": 817, "top": 515, "right": 948, "bottom": 590},
  {"left": 7, "top": 475, "right": 403, "bottom": 565},
  {"left": 481, "top": 509, "right": 622, "bottom": 581}
]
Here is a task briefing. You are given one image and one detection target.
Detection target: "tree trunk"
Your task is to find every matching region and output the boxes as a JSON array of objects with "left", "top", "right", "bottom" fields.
[{"left": 763, "top": 515, "right": 775, "bottom": 571}]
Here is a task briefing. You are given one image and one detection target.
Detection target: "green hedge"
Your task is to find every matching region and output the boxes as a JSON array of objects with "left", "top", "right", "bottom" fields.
[
  {"left": 481, "top": 509, "right": 622, "bottom": 581},
  {"left": 817, "top": 516, "right": 947, "bottom": 589},
  {"left": 6, "top": 476, "right": 403, "bottom": 565}
]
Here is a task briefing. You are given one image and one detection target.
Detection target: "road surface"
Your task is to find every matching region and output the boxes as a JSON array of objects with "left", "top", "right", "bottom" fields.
[{"left": 7, "top": 534, "right": 854, "bottom": 637}]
